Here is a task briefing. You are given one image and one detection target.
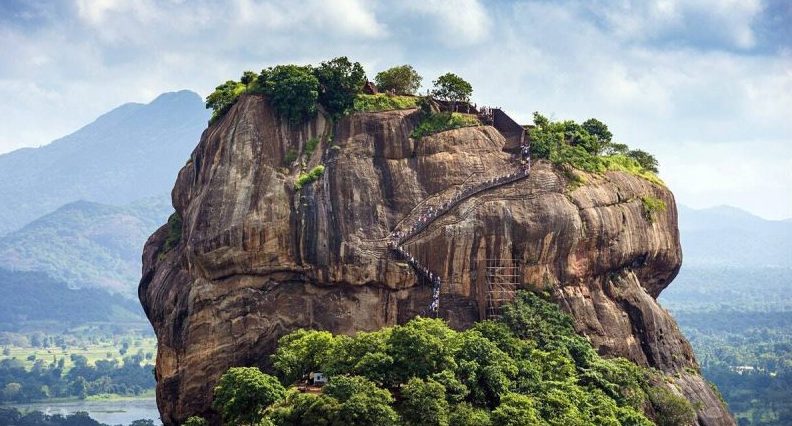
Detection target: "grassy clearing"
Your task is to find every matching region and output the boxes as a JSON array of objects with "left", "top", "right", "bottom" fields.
[
  {"left": 600, "top": 155, "right": 665, "bottom": 186},
  {"left": 411, "top": 112, "right": 480, "bottom": 139},
  {"left": 353, "top": 94, "right": 418, "bottom": 112}
]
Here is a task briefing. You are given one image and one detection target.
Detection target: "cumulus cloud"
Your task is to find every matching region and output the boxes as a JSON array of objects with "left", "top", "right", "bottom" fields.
[{"left": 0, "top": 0, "right": 789, "bottom": 218}]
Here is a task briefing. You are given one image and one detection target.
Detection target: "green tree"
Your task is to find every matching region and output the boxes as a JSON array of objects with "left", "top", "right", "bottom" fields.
[
  {"left": 2, "top": 383, "right": 21, "bottom": 400},
  {"left": 490, "top": 393, "right": 541, "bottom": 426},
  {"left": 400, "top": 378, "right": 450, "bottom": 426},
  {"left": 431, "top": 73, "right": 473, "bottom": 109},
  {"left": 387, "top": 317, "right": 455, "bottom": 384},
  {"left": 627, "top": 149, "right": 659, "bottom": 173},
  {"left": 272, "top": 329, "right": 337, "bottom": 384},
  {"left": 70, "top": 376, "right": 88, "bottom": 399},
  {"left": 324, "top": 331, "right": 395, "bottom": 386},
  {"left": 212, "top": 367, "right": 286, "bottom": 425},
  {"left": 453, "top": 330, "right": 517, "bottom": 408},
  {"left": 582, "top": 118, "right": 613, "bottom": 154},
  {"left": 240, "top": 70, "right": 257, "bottom": 86},
  {"left": 313, "top": 56, "right": 366, "bottom": 117},
  {"left": 375, "top": 65, "right": 423, "bottom": 95},
  {"left": 268, "top": 389, "right": 340, "bottom": 425},
  {"left": 324, "top": 375, "right": 398, "bottom": 426},
  {"left": 258, "top": 65, "right": 319, "bottom": 124},
  {"left": 449, "top": 403, "right": 491, "bottom": 426}
]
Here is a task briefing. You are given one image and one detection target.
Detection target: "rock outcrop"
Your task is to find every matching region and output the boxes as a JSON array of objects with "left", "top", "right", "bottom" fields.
[{"left": 139, "top": 94, "right": 733, "bottom": 425}]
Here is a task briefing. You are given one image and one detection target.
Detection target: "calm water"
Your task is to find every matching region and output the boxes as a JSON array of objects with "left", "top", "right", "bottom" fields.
[{"left": 10, "top": 398, "right": 160, "bottom": 425}]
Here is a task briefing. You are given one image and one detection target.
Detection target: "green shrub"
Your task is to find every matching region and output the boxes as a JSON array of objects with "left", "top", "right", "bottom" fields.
[
  {"left": 353, "top": 94, "right": 419, "bottom": 112},
  {"left": 162, "top": 212, "right": 182, "bottom": 254},
  {"left": 641, "top": 196, "right": 667, "bottom": 222},
  {"left": 600, "top": 155, "right": 665, "bottom": 186},
  {"left": 412, "top": 112, "right": 480, "bottom": 139},
  {"left": 294, "top": 165, "right": 325, "bottom": 190},
  {"left": 648, "top": 386, "right": 696, "bottom": 426},
  {"left": 206, "top": 80, "right": 247, "bottom": 124},
  {"left": 182, "top": 416, "right": 208, "bottom": 426}
]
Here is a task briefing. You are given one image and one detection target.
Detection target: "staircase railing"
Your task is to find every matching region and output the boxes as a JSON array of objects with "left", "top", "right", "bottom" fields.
[{"left": 389, "top": 135, "right": 533, "bottom": 316}]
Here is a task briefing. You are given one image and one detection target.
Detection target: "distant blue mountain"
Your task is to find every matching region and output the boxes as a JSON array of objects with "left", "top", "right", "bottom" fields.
[
  {"left": 0, "top": 90, "right": 208, "bottom": 236},
  {"left": 662, "top": 205, "right": 792, "bottom": 312},
  {"left": 678, "top": 205, "right": 792, "bottom": 268}
]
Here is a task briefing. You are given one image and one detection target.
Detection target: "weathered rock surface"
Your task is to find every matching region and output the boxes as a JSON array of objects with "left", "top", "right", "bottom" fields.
[{"left": 139, "top": 94, "right": 733, "bottom": 425}]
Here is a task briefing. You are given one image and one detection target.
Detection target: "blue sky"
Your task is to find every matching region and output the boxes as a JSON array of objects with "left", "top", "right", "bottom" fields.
[{"left": 0, "top": 0, "right": 790, "bottom": 219}]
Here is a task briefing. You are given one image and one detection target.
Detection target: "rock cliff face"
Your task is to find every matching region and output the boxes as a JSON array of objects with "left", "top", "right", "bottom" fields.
[{"left": 139, "top": 94, "right": 733, "bottom": 425}]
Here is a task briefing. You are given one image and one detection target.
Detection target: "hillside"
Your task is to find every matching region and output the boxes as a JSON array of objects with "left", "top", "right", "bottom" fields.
[
  {"left": 0, "top": 268, "right": 143, "bottom": 329},
  {"left": 0, "top": 90, "right": 208, "bottom": 236},
  {"left": 0, "top": 196, "right": 172, "bottom": 296}
]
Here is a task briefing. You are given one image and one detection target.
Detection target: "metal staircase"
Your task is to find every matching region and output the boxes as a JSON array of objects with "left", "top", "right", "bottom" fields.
[{"left": 389, "top": 135, "right": 533, "bottom": 316}]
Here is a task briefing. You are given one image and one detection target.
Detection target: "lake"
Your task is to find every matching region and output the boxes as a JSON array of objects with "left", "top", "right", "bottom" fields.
[{"left": 10, "top": 398, "right": 160, "bottom": 425}]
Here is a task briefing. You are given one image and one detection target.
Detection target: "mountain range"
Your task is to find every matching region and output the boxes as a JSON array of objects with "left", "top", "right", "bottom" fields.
[
  {"left": 0, "top": 90, "right": 208, "bottom": 236},
  {"left": 0, "top": 90, "right": 207, "bottom": 326},
  {"left": 0, "top": 196, "right": 172, "bottom": 296},
  {"left": 677, "top": 204, "right": 792, "bottom": 268}
]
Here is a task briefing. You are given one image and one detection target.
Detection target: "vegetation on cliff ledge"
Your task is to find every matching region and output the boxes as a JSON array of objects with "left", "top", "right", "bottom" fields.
[
  {"left": 205, "top": 58, "right": 476, "bottom": 131},
  {"left": 294, "top": 165, "right": 325, "bottom": 190},
  {"left": 529, "top": 113, "right": 662, "bottom": 185},
  {"left": 411, "top": 111, "right": 481, "bottom": 139},
  {"left": 204, "top": 292, "right": 695, "bottom": 426}
]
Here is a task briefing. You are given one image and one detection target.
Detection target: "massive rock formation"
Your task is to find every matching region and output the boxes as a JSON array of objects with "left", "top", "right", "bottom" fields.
[{"left": 139, "top": 94, "right": 733, "bottom": 425}]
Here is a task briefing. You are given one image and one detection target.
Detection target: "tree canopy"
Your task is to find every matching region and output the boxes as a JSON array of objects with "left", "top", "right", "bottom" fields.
[
  {"left": 205, "top": 57, "right": 366, "bottom": 125},
  {"left": 212, "top": 367, "right": 286, "bottom": 425},
  {"left": 257, "top": 65, "right": 320, "bottom": 124},
  {"left": 375, "top": 65, "right": 423, "bottom": 95},
  {"left": 431, "top": 73, "right": 473, "bottom": 105},
  {"left": 208, "top": 291, "right": 697, "bottom": 425},
  {"left": 313, "top": 56, "right": 366, "bottom": 118}
]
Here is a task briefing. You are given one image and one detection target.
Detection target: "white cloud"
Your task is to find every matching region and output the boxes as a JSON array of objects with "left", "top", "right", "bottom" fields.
[
  {"left": 0, "top": 0, "right": 789, "bottom": 219},
  {"left": 396, "top": 0, "right": 491, "bottom": 47},
  {"left": 590, "top": 0, "right": 763, "bottom": 50}
]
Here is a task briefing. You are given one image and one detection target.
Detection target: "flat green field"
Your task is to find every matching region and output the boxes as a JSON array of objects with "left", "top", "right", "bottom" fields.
[{"left": 1, "top": 337, "right": 157, "bottom": 371}]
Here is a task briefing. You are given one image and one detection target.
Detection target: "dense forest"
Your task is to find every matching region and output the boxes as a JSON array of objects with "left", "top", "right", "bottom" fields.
[
  {"left": 0, "top": 352, "right": 154, "bottom": 403},
  {"left": 662, "top": 266, "right": 792, "bottom": 425},
  {"left": 190, "top": 291, "right": 696, "bottom": 426}
]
